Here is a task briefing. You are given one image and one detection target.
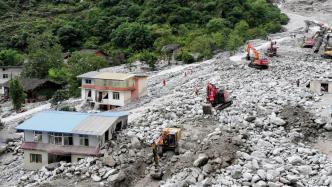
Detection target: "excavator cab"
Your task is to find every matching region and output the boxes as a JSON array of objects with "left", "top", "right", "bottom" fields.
[
  {"left": 246, "top": 42, "right": 269, "bottom": 70},
  {"left": 155, "top": 128, "right": 181, "bottom": 156},
  {"left": 203, "top": 83, "right": 233, "bottom": 114}
]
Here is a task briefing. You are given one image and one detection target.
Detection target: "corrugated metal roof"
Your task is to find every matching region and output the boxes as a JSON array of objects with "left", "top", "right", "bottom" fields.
[
  {"left": 72, "top": 116, "right": 117, "bottom": 136},
  {"left": 77, "top": 71, "right": 136, "bottom": 80},
  {"left": 77, "top": 71, "right": 99, "bottom": 79},
  {"left": 94, "top": 72, "right": 134, "bottom": 80},
  {"left": 16, "top": 111, "right": 128, "bottom": 135}
]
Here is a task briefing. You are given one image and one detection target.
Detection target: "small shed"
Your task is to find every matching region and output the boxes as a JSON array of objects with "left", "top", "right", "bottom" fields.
[
  {"left": 308, "top": 79, "right": 332, "bottom": 94},
  {"left": 3, "top": 78, "right": 62, "bottom": 102}
]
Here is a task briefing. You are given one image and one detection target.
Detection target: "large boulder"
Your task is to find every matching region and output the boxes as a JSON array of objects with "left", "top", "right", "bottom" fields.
[
  {"left": 102, "top": 156, "right": 117, "bottom": 167},
  {"left": 108, "top": 170, "right": 126, "bottom": 184},
  {"left": 288, "top": 155, "right": 304, "bottom": 165},
  {"left": 193, "top": 154, "right": 209, "bottom": 167},
  {"left": 131, "top": 136, "right": 141, "bottom": 149}
]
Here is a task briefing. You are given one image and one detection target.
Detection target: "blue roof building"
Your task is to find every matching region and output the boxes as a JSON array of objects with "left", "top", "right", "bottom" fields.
[{"left": 17, "top": 110, "right": 129, "bottom": 170}]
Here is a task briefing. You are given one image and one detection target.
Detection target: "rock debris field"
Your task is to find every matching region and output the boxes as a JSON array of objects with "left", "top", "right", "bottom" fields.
[{"left": 1, "top": 0, "right": 332, "bottom": 186}]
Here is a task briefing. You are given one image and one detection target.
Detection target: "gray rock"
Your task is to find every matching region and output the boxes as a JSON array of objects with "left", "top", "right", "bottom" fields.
[
  {"left": 243, "top": 172, "right": 252, "bottom": 181},
  {"left": 193, "top": 154, "right": 209, "bottom": 167},
  {"left": 267, "top": 182, "right": 283, "bottom": 187},
  {"left": 315, "top": 118, "right": 326, "bottom": 125},
  {"left": 45, "top": 162, "right": 59, "bottom": 171},
  {"left": 286, "top": 174, "right": 299, "bottom": 183},
  {"left": 0, "top": 144, "right": 7, "bottom": 155},
  {"left": 231, "top": 166, "right": 242, "bottom": 179},
  {"left": 131, "top": 137, "right": 141, "bottom": 149},
  {"left": 108, "top": 171, "right": 126, "bottom": 183},
  {"left": 269, "top": 113, "right": 286, "bottom": 126},
  {"left": 253, "top": 180, "right": 267, "bottom": 187},
  {"left": 92, "top": 174, "right": 102, "bottom": 182},
  {"left": 103, "top": 169, "right": 117, "bottom": 179},
  {"left": 257, "top": 169, "right": 266, "bottom": 180},
  {"left": 150, "top": 170, "right": 163, "bottom": 180},
  {"left": 102, "top": 156, "right": 117, "bottom": 167},
  {"left": 245, "top": 116, "right": 256, "bottom": 122},
  {"left": 288, "top": 155, "right": 304, "bottom": 165},
  {"left": 297, "top": 165, "right": 312, "bottom": 175},
  {"left": 324, "top": 123, "right": 332, "bottom": 131},
  {"left": 203, "top": 164, "right": 213, "bottom": 174}
]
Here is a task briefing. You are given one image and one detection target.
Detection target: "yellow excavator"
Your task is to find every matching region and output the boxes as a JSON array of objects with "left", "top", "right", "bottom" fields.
[
  {"left": 322, "top": 34, "right": 332, "bottom": 58},
  {"left": 153, "top": 128, "right": 181, "bottom": 157}
]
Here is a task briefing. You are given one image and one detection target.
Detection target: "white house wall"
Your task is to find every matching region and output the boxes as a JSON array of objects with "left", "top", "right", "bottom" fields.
[
  {"left": 137, "top": 77, "right": 148, "bottom": 97},
  {"left": 24, "top": 131, "right": 34, "bottom": 142}
]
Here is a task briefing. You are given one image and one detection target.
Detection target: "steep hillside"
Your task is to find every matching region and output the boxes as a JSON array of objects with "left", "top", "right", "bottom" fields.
[{"left": 0, "top": 0, "right": 288, "bottom": 64}]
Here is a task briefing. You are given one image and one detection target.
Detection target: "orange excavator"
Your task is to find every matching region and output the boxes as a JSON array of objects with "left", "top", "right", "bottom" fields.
[{"left": 246, "top": 42, "right": 268, "bottom": 70}]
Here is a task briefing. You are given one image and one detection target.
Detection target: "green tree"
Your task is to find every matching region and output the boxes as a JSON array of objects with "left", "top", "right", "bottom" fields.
[
  {"left": 23, "top": 34, "right": 63, "bottom": 78},
  {"left": 131, "top": 50, "right": 158, "bottom": 70},
  {"left": 9, "top": 78, "right": 26, "bottom": 111},
  {"left": 0, "top": 49, "right": 24, "bottom": 66},
  {"left": 57, "top": 25, "right": 82, "bottom": 51},
  {"left": 111, "top": 22, "right": 155, "bottom": 51},
  {"left": 49, "top": 52, "right": 108, "bottom": 96},
  {"left": 206, "top": 18, "right": 227, "bottom": 33}
]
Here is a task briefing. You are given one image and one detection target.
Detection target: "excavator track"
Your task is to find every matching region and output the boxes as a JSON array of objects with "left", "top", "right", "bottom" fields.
[
  {"left": 248, "top": 62, "right": 268, "bottom": 70},
  {"left": 215, "top": 100, "right": 233, "bottom": 110}
]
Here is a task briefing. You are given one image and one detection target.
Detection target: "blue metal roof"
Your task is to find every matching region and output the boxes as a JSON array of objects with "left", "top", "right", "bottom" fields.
[{"left": 15, "top": 111, "right": 129, "bottom": 134}]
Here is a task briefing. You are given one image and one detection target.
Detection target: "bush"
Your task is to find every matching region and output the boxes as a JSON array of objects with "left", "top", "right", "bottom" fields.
[
  {"left": 51, "top": 89, "right": 70, "bottom": 105},
  {"left": 177, "top": 50, "right": 194, "bottom": 64}
]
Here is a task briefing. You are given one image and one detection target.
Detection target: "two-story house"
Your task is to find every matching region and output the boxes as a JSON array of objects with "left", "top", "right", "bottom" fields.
[
  {"left": 16, "top": 111, "right": 128, "bottom": 170},
  {"left": 0, "top": 66, "right": 22, "bottom": 95},
  {"left": 77, "top": 72, "right": 148, "bottom": 110}
]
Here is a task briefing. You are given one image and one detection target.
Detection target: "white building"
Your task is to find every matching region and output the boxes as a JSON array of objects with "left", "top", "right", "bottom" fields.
[
  {"left": 308, "top": 79, "right": 332, "bottom": 94},
  {"left": 16, "top": 111, "right": 128, "bottom": 170},
  {"left": 0, "top": 66, "right": 22, "bottom": 95},
  {"left": 77, "top": 72, "right": 148, "bottom": 110}
]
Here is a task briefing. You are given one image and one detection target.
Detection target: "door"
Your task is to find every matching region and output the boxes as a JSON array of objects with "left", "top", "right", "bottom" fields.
[
  {"left": 98, "top": 92, "right": 102, "bottom": 102},
  {"left": 115, "top": 121, "right": 122, "bottom": 131},
  {"left": 105, "top": 130, "right": 109, "bottom": 142}
]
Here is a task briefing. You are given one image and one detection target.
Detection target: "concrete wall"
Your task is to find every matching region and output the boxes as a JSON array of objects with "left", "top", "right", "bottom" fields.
[
  {"left": 310, "top": 80, "right": 332, "bottom": 94},
  {"left": 24, "top": 131, "right": 34, "bottom": 142},
  {"left": 24, "top": 150, "right": 48, "bottom": 170},
  {"left": 0, "top": 67, "right": 22, "bottom": 81},
  {"left": 137, "top": 77, "right": 148, "bottom": 97},
  {"left": 329, "top": 82, "right": 332, "bottom": 93}
]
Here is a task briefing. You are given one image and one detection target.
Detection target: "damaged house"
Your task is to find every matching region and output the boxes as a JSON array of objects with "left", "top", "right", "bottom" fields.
[
  {"left": 77, "top": 72, "right": 148, "bottom": 110},
  {"left": 16, "top": 111, "right": 128, "bottom": 170},
  {"left": 2, "top": 78, "right": 62, "bottom": 102},
  {"left": 0, "top": 66, "right": 22, "bottom": 95},
  {"left": 308, "top": 78, "right": 332, "bottom": 94}
]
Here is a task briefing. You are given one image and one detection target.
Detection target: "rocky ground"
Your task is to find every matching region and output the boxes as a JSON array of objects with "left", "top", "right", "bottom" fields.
[{"left": 1, "top": 0, "right": 332, "bottom": 186}]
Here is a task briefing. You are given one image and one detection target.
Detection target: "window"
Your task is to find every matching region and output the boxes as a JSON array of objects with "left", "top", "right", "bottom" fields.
[
  {"left": 77, "top": 158, "right": 84, "bottom": 162},
  {"left": 33, "top": 131, "right": 42, "bottom": 142},
  {"left": 63, "top": 134, "right": 73, "bottom": 145},
  {"left": 87, "top": 90, "right": 91, "bottom": 98},
  {"left": 103, "top": 93, "right": 108, "bottom": 99},
  {"left": 113, "top": 92, "right": 120, "bottom": 100},
  {"left": 79, "top": 135, "right": 89, "bottom": 146},
  {"left": 2, "top": 74, "right": 8, "bottom": 78},
  {"left": 103, "top": 80, "right": 107, "bottom": 86},
  {"left": 85, "top": 79, "right": 92, "bottom": 84},
  {"left": 30, "top": 154, "right": 42, "bottom": 163},
  {"left": 49, "top": 132, "right": 63, "bottom": 145}
]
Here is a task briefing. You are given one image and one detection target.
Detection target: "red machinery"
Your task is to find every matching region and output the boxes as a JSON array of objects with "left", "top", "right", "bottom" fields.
[
  {"left": 246, "top": 42, "right": 269, "bottom": 70},
  {"left": 302, "top": 32, "right": 319, "bottom": 48},
  {"left": 206, "top": 83, "right": 233, "bottom": 110}
]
